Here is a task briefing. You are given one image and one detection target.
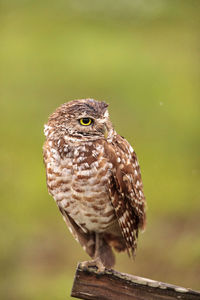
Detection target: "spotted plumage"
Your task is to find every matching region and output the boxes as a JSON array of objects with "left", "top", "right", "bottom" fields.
[{"left": 43, "top": 99, "right": 146, "bottom": 270}]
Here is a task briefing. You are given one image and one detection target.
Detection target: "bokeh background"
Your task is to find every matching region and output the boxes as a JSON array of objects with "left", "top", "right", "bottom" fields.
[{"left": 1, "top": 0, "right": 200, "bottom": 299}]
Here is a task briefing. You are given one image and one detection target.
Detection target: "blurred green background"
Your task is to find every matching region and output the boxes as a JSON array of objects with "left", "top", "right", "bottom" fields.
[{"left": 0, "top": 0, "right": 200, "bottom": 299}]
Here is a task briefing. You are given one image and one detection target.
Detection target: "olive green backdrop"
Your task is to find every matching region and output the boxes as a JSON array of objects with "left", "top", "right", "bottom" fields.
[{"left": 0, "top": 1, "right": 200, "bottom": 299}]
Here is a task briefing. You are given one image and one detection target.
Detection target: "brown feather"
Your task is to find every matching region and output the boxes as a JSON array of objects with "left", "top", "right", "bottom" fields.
[{"left": 103, "top": 135, "right": 146, "bottom": 256}]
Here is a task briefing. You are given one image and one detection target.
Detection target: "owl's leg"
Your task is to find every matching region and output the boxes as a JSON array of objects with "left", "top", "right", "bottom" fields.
[
  {"left": 81, "top": 233, "right": 105, "bottom": 273},
  {"left": 94, "top": 232, "right": 101, "bottom": 259},
  {"left": 94, "top": 233, "right": 106, "bottom": 271}
]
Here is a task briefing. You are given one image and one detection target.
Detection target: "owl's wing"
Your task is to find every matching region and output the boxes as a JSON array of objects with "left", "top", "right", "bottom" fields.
[{"left": 104, "top": 135, "right": 146, "bottom": 256}]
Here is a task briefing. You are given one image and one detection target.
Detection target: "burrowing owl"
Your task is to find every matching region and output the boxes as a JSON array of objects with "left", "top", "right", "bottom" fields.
[{"left": 43, "top": 99, "right": 146, "bottom": 271}]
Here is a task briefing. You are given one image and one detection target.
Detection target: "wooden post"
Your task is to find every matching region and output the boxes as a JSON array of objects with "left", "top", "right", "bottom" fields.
[{"left": 71, "top": 263, "right": 200, "bottom": 300}]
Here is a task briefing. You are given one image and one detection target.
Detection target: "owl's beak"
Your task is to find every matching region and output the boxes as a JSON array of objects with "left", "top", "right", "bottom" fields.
[{"left": 103, "top": 125, "right": 108, "bottom": 139}]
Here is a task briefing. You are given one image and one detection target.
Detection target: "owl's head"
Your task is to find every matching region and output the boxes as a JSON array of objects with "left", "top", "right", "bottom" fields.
[{"left": 45, "top": 99, "right": 113, "bottom": 140}]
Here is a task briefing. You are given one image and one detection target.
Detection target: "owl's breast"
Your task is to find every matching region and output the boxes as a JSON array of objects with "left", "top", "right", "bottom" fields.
[{"left": 44, "top": 140, "right": 116, "bottom": 232}]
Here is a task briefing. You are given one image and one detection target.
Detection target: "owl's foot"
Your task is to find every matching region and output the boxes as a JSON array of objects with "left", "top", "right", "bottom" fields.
[{"left": 80, "top": 257, "right": 106, "bottom": 273}]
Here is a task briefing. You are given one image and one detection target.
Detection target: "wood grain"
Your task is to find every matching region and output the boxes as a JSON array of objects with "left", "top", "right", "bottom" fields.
[{"left": 71, "top": 263, "right": 200, "bottom": 300}]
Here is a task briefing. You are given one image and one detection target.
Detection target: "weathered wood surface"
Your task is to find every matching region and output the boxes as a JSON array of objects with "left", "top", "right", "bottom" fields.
[{"left": 71, "top": 263, "right": 200, "bottom": 300}]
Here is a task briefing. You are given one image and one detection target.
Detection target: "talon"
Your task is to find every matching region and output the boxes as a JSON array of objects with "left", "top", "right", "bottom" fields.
[{"left": 81, "top": 258, "right": 105, "bottom": 273}]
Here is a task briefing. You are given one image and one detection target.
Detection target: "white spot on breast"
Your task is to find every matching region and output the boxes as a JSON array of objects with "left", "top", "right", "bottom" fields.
[
  {"left": 76, "top": 156, "right": 85, "bottom": 163},
  {"left": 64, "top": 145, "right": 69, "bottom": 152},
  {"left": 46, "top": 162, "right": 51, "bottom": 169},
  {"left": 55, "top": 191, "right": 71, "bottom": 201},
  {"left": 92, "top": 150, "right": 99, "bottom": 158},
  {"left": 80, "top": 145, "right": 87, "bottom": 152},
  {"left": 91, "top": 161, "right": 99, "bottom": 168},
  {"left": 74, "top": 149, "right": 79, "bottom": 157},
  {"left": 96, "top": 144, "right": 103, "bottom": 151},
  {"left": 76, "top": 169, "right": 94, "bottom": 176},
  {"left": 47, "top": 173, "right": 55, "bottom": 180},
  {"left": 60, "top": 199, "right": 69, "bottom": 207},
  {"left": 62, "top": 167, "right": 72, "bottom": 175},
  {"left": 83, "top": 162, "right": 90, "bottom": 168}
]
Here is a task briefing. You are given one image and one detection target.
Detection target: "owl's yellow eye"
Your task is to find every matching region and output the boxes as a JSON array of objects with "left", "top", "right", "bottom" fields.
[{"left": 79, "top": 118, "right": 93, "bottom": 126}]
